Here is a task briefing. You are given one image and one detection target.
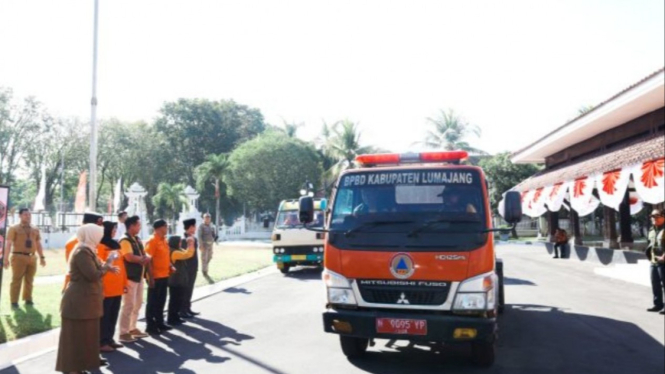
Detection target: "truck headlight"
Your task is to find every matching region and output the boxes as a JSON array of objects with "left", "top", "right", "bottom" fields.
[
  {"left": 327, "top": 288, "right": 357, "bottom": 305},
  {"left": 453, "top": 272, "right": 497, "bottom": 311},
  {"left": 322, "top": 269, "right": 352, "bottom": 288},
  {"left": 453, "top": 293, "right": 487, "bottom": 310},
  {"left": 323, "top": 270, "right": 357, "bottom": 305}
]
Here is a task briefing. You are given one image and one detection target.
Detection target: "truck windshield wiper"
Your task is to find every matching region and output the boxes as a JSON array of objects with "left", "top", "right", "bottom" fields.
[
  {"left": 407, "top": 216, "right": 480, "bottom": 238},
  {"left": 344, "top": 220, "right": 414, "bottom": 237}
]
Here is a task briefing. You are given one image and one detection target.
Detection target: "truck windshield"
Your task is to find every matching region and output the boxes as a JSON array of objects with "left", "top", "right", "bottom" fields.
[
  {"left": 329, "top": 168, "right": 488, "bottom": 251},
  {"left": 276, "top": 210, "right": 324, "bottom": 229}
]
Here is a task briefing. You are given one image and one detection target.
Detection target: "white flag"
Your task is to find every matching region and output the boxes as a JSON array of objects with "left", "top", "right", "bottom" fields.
[
  {"left": 33, "top": 163, "right": 47, "bottom": 212},
  {"left": 113, "top": 178, "right": 122, "bottom": 213}
]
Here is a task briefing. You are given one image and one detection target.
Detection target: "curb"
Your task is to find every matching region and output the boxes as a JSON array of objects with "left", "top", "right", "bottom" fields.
[{"left": 0, "top": 265, "right": 277, "bottom": 372}]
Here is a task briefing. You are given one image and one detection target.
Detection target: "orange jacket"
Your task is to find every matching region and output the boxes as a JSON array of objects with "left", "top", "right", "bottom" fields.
[{"left": 97, "top": 243, "right": 127, "bottom": 297}]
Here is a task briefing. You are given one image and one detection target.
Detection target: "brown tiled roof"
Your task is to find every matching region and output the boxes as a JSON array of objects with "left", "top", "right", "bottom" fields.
[
  {"left": 512, "top": 67, "right": 665, "bottom": 158},
  {"left": 515, "top": 135, "right": 665, "bottom": 191}
]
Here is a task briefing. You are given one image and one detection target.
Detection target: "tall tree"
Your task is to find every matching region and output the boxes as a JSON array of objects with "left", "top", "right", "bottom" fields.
[
  {"left": 321, "top": 120, "right": 374, "bottom": 190},
  {"left": 0, "top": 88, "right": 47, "bottom": 185},
  {"left": 152, "top": 183, "right": 189, "bottom": 232},
  {"left": 479, "top": 152, "right": 540, "bottom": 237},
  {"left": 226, "top": 131, "right": 323, "bottom": 212},
  {"left": 417, "top": 109, "right": 486, "bottom": 154},
  {"left": 153, "top": 98, "right": 266, "bottom": 186},
  {"left": 195, "top": 153, "right": 230, "bottom": 229},
  {"left": 282, "top": 121, "right": 303, "bottom": 138}
]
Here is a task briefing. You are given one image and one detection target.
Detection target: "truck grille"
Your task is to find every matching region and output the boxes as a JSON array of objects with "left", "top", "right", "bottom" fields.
[{"left": 357, "top": 280, "right": 450, "bottom": 306}]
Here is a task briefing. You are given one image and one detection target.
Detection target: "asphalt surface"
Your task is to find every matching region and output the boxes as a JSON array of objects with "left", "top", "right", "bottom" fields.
[{"left": 2, "top": 244, "right": 664, "bottom": 374}]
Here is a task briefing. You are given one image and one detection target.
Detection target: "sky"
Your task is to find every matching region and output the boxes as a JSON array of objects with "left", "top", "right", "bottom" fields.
[{"left": 1, "top": 0, "right": 663, "bottom": 155}]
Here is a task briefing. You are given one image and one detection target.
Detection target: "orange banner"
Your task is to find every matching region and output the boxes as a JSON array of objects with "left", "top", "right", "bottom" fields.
[{"left": 74, "top": 171, "right": 87, "bottom": 213}]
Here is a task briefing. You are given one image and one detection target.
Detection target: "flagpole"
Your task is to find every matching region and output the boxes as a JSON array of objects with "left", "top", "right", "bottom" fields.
[{"left": 89, "top": 0, "right": 100, "bottom": 211}]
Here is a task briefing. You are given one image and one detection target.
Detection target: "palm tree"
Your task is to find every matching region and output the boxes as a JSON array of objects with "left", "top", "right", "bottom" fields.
[
  {"left": 195, "top": 153, "right": 229, "bottom": 229},
  {"left": 417, "top": 109, "right": 487, "bottom": 155},
  {"left": 282, "top": 121, "right": 303, "bottom": 138},
  {"left": 321, "top": 120, "right": 375, "bottom": 190},
  {"left": 152, "top": 183, "right": 189, "bottom": 233}
]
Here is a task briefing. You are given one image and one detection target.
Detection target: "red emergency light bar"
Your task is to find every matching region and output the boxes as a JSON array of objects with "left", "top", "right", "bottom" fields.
[{"left": 355, "top": 151, "right": 469, "bottom": 166}]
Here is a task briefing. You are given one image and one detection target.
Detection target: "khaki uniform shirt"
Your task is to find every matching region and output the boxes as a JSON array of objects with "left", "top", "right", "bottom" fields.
[
  {"left": 197, "top": 223, "right": 216, "bottom": 243},
  {"left": 647, "top": 226, "right": 665, "bottom": 264},
  {"left": 7, "top": 223, "right": 41, "bottom": 254}
]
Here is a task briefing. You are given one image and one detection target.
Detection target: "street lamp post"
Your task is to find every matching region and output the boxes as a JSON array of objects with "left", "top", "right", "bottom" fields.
[{"left": 89, "top": 0, "right": 100, "bottom": 211}]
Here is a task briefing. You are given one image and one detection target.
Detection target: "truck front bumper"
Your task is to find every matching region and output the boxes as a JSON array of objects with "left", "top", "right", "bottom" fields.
[
  {"left": 273, "top": 254, "right": 323, "bottom": 265},
  {"left": 323, "top": 308, "right": 496, "bottom": 343}
]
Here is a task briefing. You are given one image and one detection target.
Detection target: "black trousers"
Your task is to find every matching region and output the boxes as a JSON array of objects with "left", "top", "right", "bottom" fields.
[
  {"left": 100, "top": 296, "right": 122, "bottom": 346},
  {"left": 182, "top": 264, "right": 198, "bottom": 313},
  {"left": 553, "top": 243, "right": 568, "bottom": 258},
  {"left": 146, "top": 278, "right": 169, "bottom": 328},
  {"left": 650, "top": 264, "right": 665, "bottom": 309},
  {"left": 168, "top": 286, "right": 186, "bottom": 322}
]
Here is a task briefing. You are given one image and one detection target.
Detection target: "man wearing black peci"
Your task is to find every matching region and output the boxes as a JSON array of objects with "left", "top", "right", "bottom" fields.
[{"left": 181, "top": 218, "right": 200, "bottom": 318}]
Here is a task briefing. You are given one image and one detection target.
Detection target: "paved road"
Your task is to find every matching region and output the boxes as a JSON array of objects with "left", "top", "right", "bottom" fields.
[{"left": 3, "top": 245, "right": 664, "bottom": 374}]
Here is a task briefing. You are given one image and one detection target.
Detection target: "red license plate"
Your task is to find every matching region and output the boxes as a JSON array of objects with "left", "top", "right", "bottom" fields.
[{"left": 376, "top": 318, "right": 427, "bottom": 335}]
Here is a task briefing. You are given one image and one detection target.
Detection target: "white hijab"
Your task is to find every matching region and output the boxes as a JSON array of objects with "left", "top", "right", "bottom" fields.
[{"left": 77, "top": 223, "right": 104, "bottom": 250}]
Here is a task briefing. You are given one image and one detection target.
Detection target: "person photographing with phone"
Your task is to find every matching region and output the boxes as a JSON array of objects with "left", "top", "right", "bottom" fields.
[
  {"left": 55, "top": 223, "right": 120, "bottom": 374},
  {"left": 97, "top": 221, "right": 126, "bottom": 353}
]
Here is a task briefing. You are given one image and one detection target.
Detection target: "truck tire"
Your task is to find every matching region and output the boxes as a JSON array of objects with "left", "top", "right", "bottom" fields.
[
  {"left": 340, "top": 336, "right": 369, "bottom": 359},
  {"left": 471, "top": 341, "right": 495, "bottom": 367},
  {"left": 279, "top": 264, "right": 291, "bottom": 274}
]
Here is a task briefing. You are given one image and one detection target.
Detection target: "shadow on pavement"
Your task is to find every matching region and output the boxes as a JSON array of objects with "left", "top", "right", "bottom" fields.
[
  {"left": 348, "top": 304, "right": 664, "bottom": 374},
  {"left": 504, "top": 277, "right": 536, "bottom": 286},
  {"left": 224, "top": 287, "right": 252, "bottom": 295},
  {"left": 91, "top": 318, "right": 252, "bottom": 374},
  {"left": 284, "top": 267, "right": 323, "bottom": 281}
]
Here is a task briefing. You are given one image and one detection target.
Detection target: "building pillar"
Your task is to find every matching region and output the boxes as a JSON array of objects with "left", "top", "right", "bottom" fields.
[
  {"left": 548, "top": 210, "right": 559, "bottom": 242},
  {"left": 571, "top": 209, "right": 583, "bottom": 245},
  {"left": 603, "top": 206, "right": 619, "bottom": 249},
  {"left": 618, "top": 190, "right": 633, "bottom": 246}
]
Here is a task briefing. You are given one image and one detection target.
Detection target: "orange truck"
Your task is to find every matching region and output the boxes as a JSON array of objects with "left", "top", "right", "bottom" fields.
[{"left": 299, "top": 151, "right": 522, "bottom": 367}]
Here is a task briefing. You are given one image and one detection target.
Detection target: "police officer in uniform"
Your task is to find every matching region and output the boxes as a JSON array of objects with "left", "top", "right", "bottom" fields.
[
  {"left": 181, "top": 218, "right": 200, "bottom": 318},
  {"left": 645, "top": 209, "right": 665, "bottom": 315},
  {"left": 3, "top": 209, "right": 45, "bottom": 308}
]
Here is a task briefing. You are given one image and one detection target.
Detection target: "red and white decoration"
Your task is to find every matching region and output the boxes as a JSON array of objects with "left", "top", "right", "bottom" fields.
[{"left": 518, "top": 157, "right": 664, "bottom": 218}]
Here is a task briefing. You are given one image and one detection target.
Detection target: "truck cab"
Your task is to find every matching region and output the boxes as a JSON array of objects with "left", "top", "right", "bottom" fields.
[
  {"left": 272, "top": 199, "right": 327, "bottom": 274},
  {"left": 299, "top": 151, "right": 522, "bottom": 367}
]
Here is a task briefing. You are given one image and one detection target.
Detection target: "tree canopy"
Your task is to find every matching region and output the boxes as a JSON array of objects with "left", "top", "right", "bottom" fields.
[
  {"left": 225, "top": 131, "right": 323, "bottom": 212},
  {"left": 479, "top": 152, "right": 541, "bottom": 214}
]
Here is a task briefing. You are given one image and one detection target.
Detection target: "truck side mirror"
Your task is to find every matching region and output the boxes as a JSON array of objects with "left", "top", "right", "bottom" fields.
[
  {"left": 501, "top": 191, "right": 523, "bottom": 224},
  {"left": 299, "top": 196, "right": 314, "bottom": 224}
]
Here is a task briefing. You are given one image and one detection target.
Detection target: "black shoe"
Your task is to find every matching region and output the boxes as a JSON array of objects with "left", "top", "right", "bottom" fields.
[
  {"left": 552, "top": 256, "right": 559, "bottom": 259},
  {"left": 647, "top": 306, "right": 664, "bottom": 312},
  {"left": 100, "top": 358, "right": 109, "bottom": 366},
  {"left": 180, "top": 312, "right": 194, "bottom": 319},
  {"left": 167, "top": 319, "right": 185, "bottom": 326},
  {"left": 158, "top": 324, "right": 173, "bottom": 331},
  {"left": 25, "top": 300, "right": 34, "bottom": 306},
  {"left": 188, "top": 310, "right": 201, "bottom": 316},
  {"left": 146, "top": 327, "right": 162, "bottom": 335},
  {"left": 660, "top": 310, "right": 665, "bottom": 315},
  {"left": 10, "top": 303, "right": 19, "bottom": 309}
]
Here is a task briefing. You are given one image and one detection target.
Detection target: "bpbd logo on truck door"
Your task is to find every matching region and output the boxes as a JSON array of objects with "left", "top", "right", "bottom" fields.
[{"left": 390, "top": 253, "right": 415, "bottom": 279}]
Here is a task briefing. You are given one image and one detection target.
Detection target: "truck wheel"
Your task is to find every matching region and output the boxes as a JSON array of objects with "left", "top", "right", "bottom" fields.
[
  {"left": 471, "top": 341, "right": 495, "bottom": 367},
  {"left": 279, "top": 264, "right": 291, "bottom": 274},
  {"left": 340, "top": 336, "right": 369, "bottom": 359}
]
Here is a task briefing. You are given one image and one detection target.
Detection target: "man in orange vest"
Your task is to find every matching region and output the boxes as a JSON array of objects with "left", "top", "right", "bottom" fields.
[{"left": 144, "top": 219, "right": 175, "bottom": 334}]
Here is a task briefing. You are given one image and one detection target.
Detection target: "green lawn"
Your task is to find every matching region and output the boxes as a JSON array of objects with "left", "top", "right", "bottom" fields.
[{"left": 0, "top": 244, "right": 272, "bottom": 344}]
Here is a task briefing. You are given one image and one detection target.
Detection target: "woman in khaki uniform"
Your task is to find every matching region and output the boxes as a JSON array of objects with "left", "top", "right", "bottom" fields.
[{"left": 56, "top": 224, "right": 119, "bottom": 374}]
